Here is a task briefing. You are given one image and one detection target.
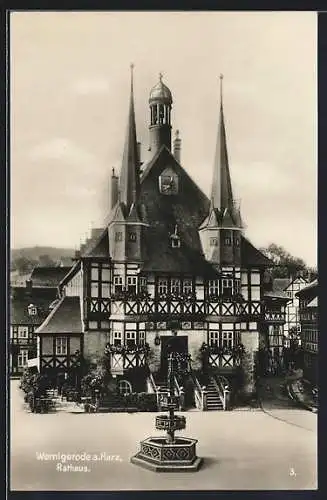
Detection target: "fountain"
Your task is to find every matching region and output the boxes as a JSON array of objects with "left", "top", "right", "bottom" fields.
[{"left": 130, "top": 342, "right": 203, "bottom": 472}]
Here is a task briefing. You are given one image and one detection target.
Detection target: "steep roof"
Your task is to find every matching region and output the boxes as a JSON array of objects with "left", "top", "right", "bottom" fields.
[
  {"left": 137, "top": 146, "right": 212, "bottom": 274},
  {"left": 81, "top": 229, "right": 109, "bottom": 259},
  {"left": 272, "top": 278, "right": 291, "bottom": 292},
  {"left": 30, "top": 266, "right": 72, "bottom": 287},
  {"left": 118, "top": 65, "right": 140, "bottom": 216},
  {"left": 241, "top": 237, "right": 272, "bottom": 268},
  {"left": 210, "top": 76, "right": 234, "bottom": 214},
  {"left": 10, "top": 296, "right": 53, "bottom": 326},
  {"left": 263, "top": 291, "right": 290, "bottom": 301},
  {"left": 35, "top": 296, "right": 82, "bottom": 335},
  {"left": 296, "top": 279, "right": 318, "bottom": 298},
  {"left": 307, "top": 296, "right": 318, "bottom": 307}
]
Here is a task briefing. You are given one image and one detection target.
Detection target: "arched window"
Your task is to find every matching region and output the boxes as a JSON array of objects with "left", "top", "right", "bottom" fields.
[{"left": 117, "top": 379, "right": 132, "bottom": 396}]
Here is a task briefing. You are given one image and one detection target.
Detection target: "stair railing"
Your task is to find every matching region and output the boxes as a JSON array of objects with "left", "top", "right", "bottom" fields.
[
  {"left": 211, "top": 375, "right": 227, "bottom": 410},
  {"left": 187, "top": 359, "right": 207, "bottom": 411},
  {"left": 174, "top": 376, "right": 185, "bottom": 411}
]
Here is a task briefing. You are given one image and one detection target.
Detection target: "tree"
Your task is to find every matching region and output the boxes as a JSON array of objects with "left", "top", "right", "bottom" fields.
[
  {"left": 260, "top": 244, "right": 317, "bottom": 280},
  {"left": 12, "top": 257, "right": 38, "bottom": 275},
  {"left": 38, "top": 254, "right": 56, "bottom": 267}
]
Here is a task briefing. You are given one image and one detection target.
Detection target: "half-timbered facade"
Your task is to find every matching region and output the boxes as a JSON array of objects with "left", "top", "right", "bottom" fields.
[
  {"left": 296, "top": 279, "right": 318, "bottom": 387},
  {"left": 273, "top": 276, "right": 308, "bottom": 341},
  {"left": 34, "top": 69, "right": 290, "bottom": 405}
]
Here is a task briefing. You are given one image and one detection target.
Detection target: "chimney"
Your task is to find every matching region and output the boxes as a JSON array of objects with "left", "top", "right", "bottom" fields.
[
  {"left": 26, "top": 279, "right": 33, "bottom": 295},
  {"left": 111, "top": 167, "right": 119, "bottom": 209},
  {"left": 74, "top": 250, "right": 81, "bottom": 260},
  {"left": 173, "top": 130, "right": 181, "bottom": 163}
]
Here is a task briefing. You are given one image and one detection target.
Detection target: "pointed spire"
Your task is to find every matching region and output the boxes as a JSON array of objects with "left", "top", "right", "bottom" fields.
[
  {"left": 210, "top": 74, "right": 234, "bottom": 214},
  {"left": 119, "top": 64, "right": 140, "bottom": 212}
]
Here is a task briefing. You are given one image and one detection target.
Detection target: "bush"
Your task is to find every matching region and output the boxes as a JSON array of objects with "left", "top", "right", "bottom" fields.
[{"left": 136, "top": 392, "right": 157, "bottom": 412}]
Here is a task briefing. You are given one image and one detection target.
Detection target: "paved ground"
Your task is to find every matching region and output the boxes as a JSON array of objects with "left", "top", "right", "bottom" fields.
[{"left": 10, "top": 379, "right": 317, "bottom": 491}]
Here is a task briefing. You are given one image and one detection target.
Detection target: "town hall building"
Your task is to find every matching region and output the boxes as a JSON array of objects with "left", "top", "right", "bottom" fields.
[{"left": 34, "top": 69, "right": 287, "bottom": 409}]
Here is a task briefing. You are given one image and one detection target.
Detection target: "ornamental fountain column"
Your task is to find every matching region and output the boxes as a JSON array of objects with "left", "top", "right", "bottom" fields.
[{"left": 130, "top": 343, "right": 203, "bottom": 472}]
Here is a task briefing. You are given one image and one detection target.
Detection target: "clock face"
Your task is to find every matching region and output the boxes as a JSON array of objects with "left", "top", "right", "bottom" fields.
[{"left": 159, "top": 170, "right": 179, "bottom": 195}]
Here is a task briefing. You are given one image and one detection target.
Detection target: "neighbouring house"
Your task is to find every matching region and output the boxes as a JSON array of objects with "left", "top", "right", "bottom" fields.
[
  {"left": 272, "top": 276, "right": 308, "bottom": 342},
  {"left": 33, "top": 71, "right": 289, "bottom": 409},
  {"left": 296, "top": 279, "right": 318, "bottom": 387},
  {"left": 9, "top": 266, "right": 73, "bottom": 375}
]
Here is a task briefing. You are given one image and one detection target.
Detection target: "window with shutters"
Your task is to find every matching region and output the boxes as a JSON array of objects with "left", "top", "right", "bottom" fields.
[
  {"left": 222, "top": 332, "right": 233, "bottom": 348},
  {"left": 113, "top": 331, "right": 122, "bottom": 346},
  {"left": 113, "top": 275, "right": 123, "bottom": 293},
  {"left": 126, "top": 331, "right": 136, "bottom": 349},
  {"left": 139, "top": 331, "right": 146, "bottom": 346},
  {"left": 158, "top": 279, "right": 168, "bottom": 295},
  {"left": 222, "top": 279, "right": 233, "bottom": 298},
  {"left": 183, "top": 279, "right": 193, "bottom": 294},
  {"left": 127, "top": 276, "right": 137, "bottom": 294},
  {"left": 18, "top": 349, "right": 28, "bottom": 368},
  {"left": 56, "top": 337, "right": 67, "bottom": 355},
  {"left": 209, "top": 331, "right": 219, "bottom": 347},
  {"left": 171, "top": 278, "right": 181, "bottom": 295},
  {"left": 208, "top": 280, "right": 219, "bottom": 296}
]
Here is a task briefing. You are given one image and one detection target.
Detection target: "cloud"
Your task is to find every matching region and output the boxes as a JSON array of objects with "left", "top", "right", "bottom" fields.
[{"left": 70, "top": 78, "right": 110, "bottom": 96}]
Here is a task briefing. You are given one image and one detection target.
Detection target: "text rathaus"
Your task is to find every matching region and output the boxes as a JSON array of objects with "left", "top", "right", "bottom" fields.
[{"left": 36, "top": 69, "right": 285, "bottom": 408}]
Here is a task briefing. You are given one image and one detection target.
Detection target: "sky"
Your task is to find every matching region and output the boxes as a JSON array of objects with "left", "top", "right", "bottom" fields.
[{"left": 10, "top": 11, "right": 317, "bottom": 267}]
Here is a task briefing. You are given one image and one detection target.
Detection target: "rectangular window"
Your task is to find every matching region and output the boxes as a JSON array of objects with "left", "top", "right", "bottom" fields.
[
  {"left": 18, "top": 327, "right": 28, "bottom": 339},
  {"left": 209, "top": 331, "right": 219, "bottom": 347},
  {"left": 234, "top": 236, "right": 240, "bottom": 247},
  {"left": 209, "top": 280, "right": 219, "bottom": 296},
  {"left": 113, "top": 332, "right": 122, "bottom": 346},
  {"left": 115, "top": 232, "right": 123, "bottom": 242},
  {"left": 102, "top": 268, "right": 111, "bottom": 281},
  {"left": 171, "top": 278, "right": 181, "bottom": 295},
  {"left": 183, "top": 279, "right": 193, "bottom": 294},
  {"left": 101, "top": 283, "right": 110, "bottom": 298},
  {"left": 139, "top": 331, "right": 146, "bottom": 346},
  {"left": 18, "top": 349, "right": 29, "bottom": 368},
  {"left": 222, "top": 331, "right": 233, "bottom": 348},
  {"left": 158, "top": 278, "right": 168, "bottom": 295},
  {"left": 222, "top": 279, "right": 233, "bottom": 298},
  {"left": 113, "top": 275, "right": 123, "bottom": 293},
  {"left": 126, "top": 331, "right": 136, "bottom": 349},
  {"left": 127, "top": 276, "right": 137, "bottom": 294},
  {"left": 91, "top": 266, "right": 99, "bottom": 281},
  {"left": 224, "top": 237, "right": 231, "bottom": 246},
  {"left": 56, "top": 337, "right": 67, "bottom": 355},
  {"left": 91, "top": 283, "right": 99, "bottom": 298},
  {"left": 234, "top": 279, "right": 241, "bottom": 294},
  {"left": 210, "top": 237, "right": 218, "bottom": 247}
]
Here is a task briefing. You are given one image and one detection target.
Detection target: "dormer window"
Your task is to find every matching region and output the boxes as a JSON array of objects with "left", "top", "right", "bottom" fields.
[
  {"left": 171, "top": 236, "right": 180, "bottom": 248},
  {"left": 170, "top": 225, "right": 181, "bottom": 248},
  {"left": 27, "top": 304, "right": 37, "bottom": 316}
]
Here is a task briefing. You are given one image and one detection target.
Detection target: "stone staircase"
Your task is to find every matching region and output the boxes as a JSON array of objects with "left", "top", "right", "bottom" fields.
[{"left": 206, "top": 380, "right": 224, "bottom": 411}]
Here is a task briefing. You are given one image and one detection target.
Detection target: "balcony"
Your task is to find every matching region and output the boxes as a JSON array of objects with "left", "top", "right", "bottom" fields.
[
  {"left": 201, "top": 344, "right": 245, "bottom": 371},
  {"left": 264, "top": 310, "right": 286, "bottom": 323},
  {"left": 104, "top": 344, "right": 149, "bottom": 375},
  {"left": 105, "top": 292, "right": 262, "bottom": 320}
]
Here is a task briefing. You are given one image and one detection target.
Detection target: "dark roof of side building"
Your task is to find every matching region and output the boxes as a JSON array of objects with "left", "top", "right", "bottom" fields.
[
  {"left": 35, "top": 296, "right": 82, "bottom": 335},
  {"left": 10, "top": 296, "right": 53, "bottom": 325},
  {"left": 30, "top": 266, "right": 72, "bottom": 287},
  {"left": 296, "top": 279, "right": 318, "bottom": 298}
]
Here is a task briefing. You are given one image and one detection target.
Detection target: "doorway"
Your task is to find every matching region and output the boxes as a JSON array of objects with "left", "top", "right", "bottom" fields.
[{"left": 160, "top": 335, "right": 188, "bottom": 377}]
